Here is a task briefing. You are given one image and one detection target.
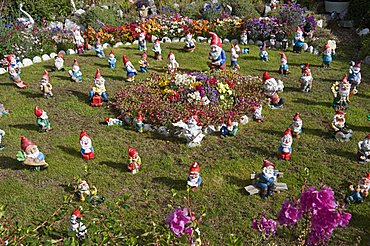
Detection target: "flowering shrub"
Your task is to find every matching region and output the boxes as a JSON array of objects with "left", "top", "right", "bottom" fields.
[
  {"left": 244, "top": 17, "right": 280, "bottom": 41},
  {"left": 111, "top": 71, "right": 266, "bottom": 128}
]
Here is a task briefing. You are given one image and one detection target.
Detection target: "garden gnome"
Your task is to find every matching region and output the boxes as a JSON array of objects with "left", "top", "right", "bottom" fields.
[
  {"left": 331, "top": 110, "right": 353, "bottom": 141},
  {"left": 128, "top": 147, "right": 141, "bottom": 174},
  {"left": 53, "top": 51, "right": 65, "bottom": 71},
  {"left": 0, "top": 129, "right": 5, "bottom": 150},
  {"left": 187, "top": 162, "right": 202, "bottom": 190},
  {"left": 167, "top": 51, "right": 179, "bottom": 74},
  {"left": 278, "top": 52, "right": 288, "bottom": 75},
  {"left": 291, "top": 112, "right": 302, "bottom": 139},
  {"left": 68, "top": 59, "right": 83, "bottom": 82},
  {"left": 332, "top": 75, "right": 351, "bottom": 111},
  {"left": 73, "top": 26, "right": 85, "bottom": 54},
  {"left": 357, "top": 134, "right": 370, "bottom": 164},
  {"left": 152, "top": 38, "right": 162, "bottom": 60},
  {"left": 123, "top": 55, "right": 138, "bottom": 82},
  {"left": 322, "top": 42, "right": 333, "bottom": 68},
  {"left": 7, "top": 54, "right": 22, "bottom": 72},
  {"left": 34, "top": 106, "right": 52, "bottom": 132},
  {"left": 0, "top": 104, "right": 9, "bottom": 116},
  {"left": 208, "top": 32, "right": 226, "bottom": 71},
  {"left": 300, "top": 63, "right": 313, "bottom": 92},
  {"left": 184, "top": 31, "right": 196, "bottom": 52},
  {"left": 69, "top": 208, "right": 87, "bottom": 241},
  {"left": 80, "top": 130, "right": 95, "bottom": 161},
  {"left": 8, "top": 64, "right": 27, "bottom": 89},
  {"left": 230, "top": 43, "right": 240, "bottom": 71},
  {"left": 250, "top": 104, "right": 264, "bottom": 123},
  {"left": 89, "top": 69, "right": 108, "bottom": 104},
  {"left": 134, "top": 110, "right": 144, "bottom": 132},
  {"left": 138, "top": 31, "right": 147, "bottom": 51},
  {"left": 263, "top": 72, "right": 285, "bottom": 109},
  {"left": 39, "top": 70, "right": 53, "bottom": 98},
  {"left": 278, "top": 128, "right": 293, "bottom": 161},
  {"left": 292, "top": 26, "right": 304, "bottom": 53},
  {"left": 16, "top": 136, "right": 48, "bottom": 171},
  {"left": 240, "top": 29, "right": 248, "bottom": 45},
  {"left": 259, "top": 43, "right": 268, "bottom": 62},
  {"left": 108, "top": 50, "right": 117, "bottom": 69},
  {"left": 346, "top": 173, "right": 370, "bottom": 204},
  {"left": 76, "top": 180, "right": 105, "bottom": 205},
  {"left": 94, "top": 38, "right": 105, "bottom": 58},
  {"left": 172, "top": 114, "right": 205, "bottom": 147},
  {"left": 139, "top": 52, "right": 149, "bottom": 73},
  {"left": 257, "top": 160, "right": 278, "bottom": 200},
  {"left": 269, "top": 33, "right": 276, "bottom": 48},
  {"left": 348, "top": 61, "right": 361, "bottom": 94},
  {"left": 220, "top": 117, "right": 239, "bottom": 138}
]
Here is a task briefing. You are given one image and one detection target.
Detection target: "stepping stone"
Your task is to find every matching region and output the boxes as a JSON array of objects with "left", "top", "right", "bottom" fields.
[
  {"left": 196, "top": 36, "right": 206, "bottom": 42},
  {"left": 125, "top": 42, "right": 132, "bottom": 46},
  {"left": 113, "top": 42, "right": 123, "bottom": 47},
  {"left": 103, "top": 43, "right": 111, "bottom": 49},
  {"left": 172, "top": 37, "right": 180, "bottom": 43},
  {"left": 248, "top": 39, "right": 255, "bottom": 45},
  {"left": 42, "top": 54, "right": 51, "bottom": 61},
  {"left": 255, "top": 40, "right": 263, "bottom": 46},
  {"left": 223, "top": 38, "right": 230, "bottom": 44},
  {"left": 180, "top": 37, "right": 186, "bottom": 42},
  {"left": 161, "top": 37, "right": 171, "bottom": 43},
  {"left": 32, "top": 56, "right": 42, "bottom": 63},
  {"left": 133, "top": 40, "right": 139, "bottom": 45},
  {"left": 67, "top": 49, "right": 76, "bottom": 55},
  {"left": 0, "top": 68, "right": 7, "bottom": 75},
  {"left": 22, "top": 58, "right": 33, "bottom": 67}
]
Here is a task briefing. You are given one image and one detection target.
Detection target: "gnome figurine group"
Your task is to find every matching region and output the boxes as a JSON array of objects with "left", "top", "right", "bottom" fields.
[
  {"left": 80, "top": 130, "right": 95, "bottom": 161},
  {"left": 172, "top": 114, "right": 205, "bottom": 148},
  {"left": 34, "top": 106, "right": 52, "bottom": 132},
  {"left": 208, "top": 32, "right": 226, "bottom": 71},
  {"left": 187, "top": 162, "right": 202, "bottom": 191},
  {"left": 128, "top": 147, "right": 141, "bottom": 174},
  {"left": 357, "top": 134, "right": 370, "bottom": 164},
  {"left": 263, "top": 72, "right": 285, "bottom": 109},
  {"left": 278, "top": 128, "right": 293, "bottom": 161},
  {"left": 300, "top": 63, "right": 313, "bottom": 92},
  {"left": 69, "top": 208, "right": 87, "bottom": 241},
  {"left": 17, "top": 136, "right": 48, "bottom": 171},
  {"left": 68, "top": 59, "right": 83, "bottom": 83}
]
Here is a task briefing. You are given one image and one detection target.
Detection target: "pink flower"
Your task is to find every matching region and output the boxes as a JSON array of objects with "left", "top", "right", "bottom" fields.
[
  {"left": 166, "top": 207, "right": 193, "bottom": 237},
  {"left": 277, "top": 200, "right": 303, "bottom": 226},
  {"left": 251, "top": 214, "right": 277, "bottom": 238}
]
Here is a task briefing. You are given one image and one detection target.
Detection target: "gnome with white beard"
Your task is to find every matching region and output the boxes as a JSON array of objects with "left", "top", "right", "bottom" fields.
[
  {"left": 80, "top": 130, "right": 95, "bottom": 161},
  {"left": 39, "top": 70, "right": 53, "bottom": 98},
  {"left": 208, "top": 32, "right": 226, "bottom": 71},
  {"left": 357, "top": 134, "right": 370, "bottom": 164},
  {"left": 291, "top": 112, "right": 303, "bottom": 139},
  {"left": 262, "top": 72, "right": 285, "bottom": 109},
  {"left": 69, "top": 59, "right": 83, "bottom": 82},
  {"left": 332, "top": 75, "right": 351, "bottom": 111},
  {"left": 69, "top": 208, "right": 87, "bottom": 241},
  {"left": 278, "top": 128, "right": 293, "bottom": 161},
  {"left": 152, "top": 38, "right": 162, "bottom": 60},
  {"left": 34, "top": 106, "right": 52, "bottom": 132},
  {"left": 52, "top": 52, "right": 65, "bottom": 71},
  {"left": 16, "top": 136, "right": 48, "bottom": 170},
  {"left": 331, "top": 110, "right": 353, "bottom": 141},
  {"left": 257, "top": 160, "right": 279, "bottom": 199},
  {"left": 167, "top": 51, "right": 179, "bottom": 74}
]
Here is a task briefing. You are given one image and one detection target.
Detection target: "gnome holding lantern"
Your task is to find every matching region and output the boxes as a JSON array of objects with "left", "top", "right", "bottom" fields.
[
  {"left": 167, "top": 51, "right": 179, "bottom": 74},
  {"left": 300, "top": 63, "right": 313, "bottom": 92},
  {"left": 34, "top": 106, "right": 52, "bottom": 132},
  {"left": 152, "top": 38, "right": 162, "bottom": 60},
  {"left": 172, "top": 114, "right": 205, "bottom": 148},
  {"left": 348, "top": 61, "right": 362, "bottom": 94},
  {"left": 68, "top": 59, "right": 83, "bottom": 83},
  {"left": 39, "top": 70, "right": 53, "bottom": 98},
  {"left": 332, "top": 75, "right": 351, "bottom": 111},
  {"left": 291, "top": 112, "right": 303, "bottom": 139},
  {"left": 138, "top": 31, "right": 147, "bottom": 51},
  {"left": 292, "top": 26, "right": 304, "bottom": 53},
  {"left": 52, "top": 51, "right": 65, "bottom": 72},
  {"left": 69, "top": 208, "right": 87, "bottom": 241},
  {"left": 89, "top": 69, "right": 108, "bottom": 106},
  {"left": 138, "top": 52, "right": 149, "bottom": 73},
  {"left": 80, "top": 130, "right": 95, "bottom": 161},
  {"left": 257, "top": 160, "right": 279, "bottom": 199},
  {"left": 259, "top": 43, "right": 268, "bottom": 62},
  {"left": 357, "top": 134, "right": 370, "bottom": 164},
  {"left": 278, "top": 52, "right": 289, "bottom": 75},
  {"left": 8, "top": 64, "right": 27, "bottom": 89},
  {"left": 108, "top": 50, "right": 117, "bottom": 69},
  {"left": 16, "top": 136, "right": 49, "bottom": 171},
  {"left": 263, "top": 72, "right": 285, "bottom": 109},
  {"left": 331, "top": 110, "right": 353, "bottom": 141},
  {"left": 187, "top": 162, "right": 202, "bottom": 190},
  {"left": 128, "top": 147, "right": 141, "bottom": 174},
  {"left": 184, "top": 31, "right": 196, "bottom": 52},
  {"left": 278, "top": 128, "right": 293, "bottom": 161},
  {"left": 208, "top": 32, "right": 226, "bottom": 71},
  {"left": 123, "top": 55, "right": 138, "bottom": 82},
  {"left": 94, "top": 38, "right": 105, "bottom": 58},
  {"left": 220, "top": 117, "right": 239, "bottom": 138}
]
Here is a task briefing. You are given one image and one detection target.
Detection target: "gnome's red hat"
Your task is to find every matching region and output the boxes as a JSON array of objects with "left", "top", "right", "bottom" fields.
[
  {"left": 366, "top": 134, "right": 370, "bottom": 139},
  {"left": 137, "top": 110, "right": 144, "bottom": 122},
  {"left": 304, "top": 63, "right": 309, "bottom": 69},
  {"left": 80, "top": 130, "right": 90, "bottom": 140},
  {"left": 95, "top": 69, "right": 102, "bottom": 79},
  {"left": 155, "top": 38, "right": 160, "bottom": 43},
  {"left": 342, "top": 74, "right": 348, "bottom": 82},
  {"left": 168, "top": 50, "right": 174, "bottom": 58},
  {"left": 242, "top": 28, "right": 248, "bottom": 33},
  {"left": 72, "top": 208, "right": 83, "bottom": 218},
  {"left": 262, "top": 160, "right": 275, "bottom": 168},
  {"left": 366, "top": 173, "right": 370, "bottom": 180},
  {"left": 142, "top": 52, "right": 148, "bottom": 59},
  {"left": 128, "top": 147, "right": 138, "bottom": 158},
  {"left": 20, "top": 136, "right": 35, "bottom": 151},
  {"left": 324, "top": 42, "right": 330, "bottom": 50},
  {"left": 262, "top": 72, "right": 273, "bottom": 81},
  {"left": 354, "top": 61, "right": 361, "bottom": 68},
  {"left": 189, "top": 162, "right": 200, "bottom": 173},
  {"left": 280, "top": 52, "right": 287, "bottom": 61},
  {"left": 186, "top": 30, "right": 192, "bottom": 36},
  {"left": 297, "top": 26, "right": 303, "bottom": 33},
  {"left": 72, "top": 59, "right": 78, "bottom": 67},
  {"left": 209, "top": 32, "right": 222, "bottom": 48},
  {"left": 227, "top": 117, "right": 233, "bottom": 126},
  {"left": 42, "top": 70, "right": 49, "bottom": 80},
  {"left": 34, "top": 105, "right": 43, "bottom": 117},
  {"left": 123, "top": 55, "right": 129, "bottom": 65},
  {"left": 109, "top": 50, "right": 114, "bottom": 55},
  {"left": 293, "top": 112, "right": 302, "bottom": 121},
  {"left": 282, "top": 128, "right": 292, "bottom": 137},
  {"left": 57, "top": 51, "right": 64, "bottom": 59},
  {"left": 6, "top": 54, "right": 15, "bottom": 63},
  {"left": 335, "top": 110, "right": 345, "bottom": 115},
  {"left": 96, "top": 38, "right": 101, "bottom": 44}
]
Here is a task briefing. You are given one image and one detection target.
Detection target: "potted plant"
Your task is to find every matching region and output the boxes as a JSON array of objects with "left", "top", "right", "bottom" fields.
[{"left": 324, "top": 0, "right": 350, "bottom": 13}]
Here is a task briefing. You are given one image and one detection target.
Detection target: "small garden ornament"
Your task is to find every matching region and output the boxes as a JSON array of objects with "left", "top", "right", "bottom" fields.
[
  {"left": 69, "top": 208, "right": 87, "bottom": 241},
  {"left": 183, "top": 31, "right": 196, "bottom": 52},
  {"left": 332, "top": 75, "right": 351, "bottom": 111},
  {"left": 0, "top": 104, "right": 9, "bottom": 116},
  {"left": 73, "top": 26, "right": 85, "bottom": 54},
  {"left": 331, "top": 110, "right": 353, "bottom": 142},
  {"left": 348, "top": 61, "right": 361, "bottom": 94},
  {"left": 291, "top": 112, "right": 302, "bottom": 139},
  {"left": 220, "top": 117, "right": 239, "bottom": 138},
  {"left": 139, "top": 52, "right": 149, "bottom": 73},
  {"left": 240, "top": 29, "right": 248, "bottom": 45},
  {"left": 278, "top": 52, "right": 288, "bottom": 75},
  {"left": 300, "top": 63, "right": 313, "bottom": 92},
  {"left": 357, "top": 134, "right": 370, "bottom": 164},
  {"left": 0, "top": 129, "right": 5, "bottom": 150},
  {"left": 8, "top": 64, "right": 27, "bottom": 89},
  {"left": 39, "top": 70, "right": 53, "bottom": 98},
  {"left": 108, "top": 50, "right": 117, "bottom": 69},
  {"left": 17, "top": 136, "right": 48, "bottom": 171},
  {"left": 7, "top": 54, "right": 22, "bottom": 71},
  {"left": 138, "top": 31, "right": 147, "bottom": 51},
  {"left": 123, "top": 55, "right": 138, "bottom": 82},
  {"left": 94, "top": 38, "right": 105, "bottom": 58},
  {"left": 128, "top": 147, "right": 141, "bottom": 174},
  {"left": 134, "top": 110, "right": 144, "bottom": 133},
  {"left": 208, "top": 32, "right": 226, "bottom": 71},
  {"left": 322, "top": 42, "right": 334, "bottom": 68},
  {"left": 259, "top": 43, "right": 268, "bottom": 62},
  {"left": 292, "top": 26, "right": 304, "bottom": 53},
  {"left": 89, "top": 69, "right": 108, "bottom": 106},
  {"left": 34, "top": 106, "right": 52, "bottom": 132},
  {"left": 52, "top": 51, "right": 65, "bottom": 71},
  {"left": 230, "top": 43, "right": 240, "bottom": 71},
  {"left": 250, "top": 104, "right": 264, "bottom": 123},
  {"left": 152, "top": 38, "right": 162, "bottom": 60},
  {"left": 187, "top": 162, "right": 202, "bottom": 191},
  {"left": 263, "top": 72, "right": 285, "bottom": 109},
  {"left": 76, "top": 180, "right": 105, "bottom": 205},
  {"left": 68, "top": 59, "right": 83, "bottom": 82},
  {"left": 278, "top": 128, "right": 293, "bottom": 161},
  {"left": 346, "top": 173, "right": 370, "bottom": 204},
  {"left": 172, "top": 114, "right": 205, "bottom": 148},
  {"left": 167, "top": 51, "right": 179, "bottom": 74},
  {"left": 80, "top": 130, "right": 95, "bottom": 161}
]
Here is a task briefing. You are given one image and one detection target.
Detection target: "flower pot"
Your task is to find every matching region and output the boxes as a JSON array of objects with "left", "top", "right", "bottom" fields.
[{"left": 324, "top": 0, "right": 350, "bottom": 13}]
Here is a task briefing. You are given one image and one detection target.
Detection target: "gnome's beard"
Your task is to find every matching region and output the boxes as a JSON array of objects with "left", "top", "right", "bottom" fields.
[
  {"left": 209, "top": 46, "right": 222, "bottom": 60},
  {"left": 293, "top": 121, "right": 302, "bottom": 129},
  {"left": 264, "top": 78, "right": 278, "bottom": 92},
  {"left": 80, "top": 137, "right": 92, "bottom": 152},
  {"left": 281, "top": 136, "right": 292, "bottom": 148},
  {"left": 55, "top": 58, "right": 63, "bottom": 68},
  {"left": 262, "top": 167, "right": 275, "bottom": 179},
  {"left": 95, "top": 79, "right": 105, "bottom": 88},
  {"left": 72, "top": 66, "right": 80, "bottom": 72},
  {"left": 339, "top": 85, "right": 350, "bottom": 96},
  {"left": 323, "top": 48, "right": 331, "bottom": 55},
  {"left": 26, "top": 149, "right": 40, "bottom": 159},
  {"left": 361, "top": 139, "right": 370, "bottom": 152},
  {"left": 40, "top": 111, "right": 48, "bottom": 120}
]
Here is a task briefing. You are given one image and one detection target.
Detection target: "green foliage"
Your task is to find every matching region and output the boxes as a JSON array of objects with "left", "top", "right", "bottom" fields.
[
  {"left": 221, "top": 0, "right": 260, "bottom": 19},
  {"left": 348, "top": 0, "right": 370, "bottom": 28},
  {"left": 177, "top": 1, "right": 203, "bottom": 19},
  {"left": 360, "top": 35, "right": 370, "bottom": 59}
]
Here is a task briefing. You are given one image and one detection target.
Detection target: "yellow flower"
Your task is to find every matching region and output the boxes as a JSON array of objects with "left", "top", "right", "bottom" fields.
[{"left": 220, "top": 95, "right": 225, "bottom": 100}]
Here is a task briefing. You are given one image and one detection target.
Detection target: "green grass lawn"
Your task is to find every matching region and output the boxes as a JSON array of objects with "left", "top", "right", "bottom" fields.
[{"left": 0, "top": 42, "right": 369, "bottom": 244}]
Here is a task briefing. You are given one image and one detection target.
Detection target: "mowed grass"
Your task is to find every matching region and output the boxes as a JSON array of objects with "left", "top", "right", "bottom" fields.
[{"left": 0, "top": 41, "right": 369, "bottom": 244}]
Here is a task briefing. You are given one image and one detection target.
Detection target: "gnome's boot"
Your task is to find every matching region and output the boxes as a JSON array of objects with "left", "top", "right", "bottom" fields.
[
  {"left": 267, "top": 184, "right": 276, "bottom": 197},
  {"left": 259, "top": 188, "right": 268, "bottom": 200}
]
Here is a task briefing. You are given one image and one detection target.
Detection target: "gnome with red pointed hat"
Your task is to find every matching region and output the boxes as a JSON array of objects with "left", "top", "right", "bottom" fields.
[
  {"left": 259, "top": 42, "right": 269, "bottom": 62},
  {"left": 94, "top": 38, "right": 105, "bottom": 58},
  {"left": 152, "top": 38, "right": 162, "bottom": 60},
  {"left": 167, "top": 50, "right": 179, "bottom": 74},
  {"left": 69, "top": 208, "right": 87, "bottom": 241},
  {"left": 240, "top": 29, "right": 248, "bottom": 45},
  {"left": 34, "top": 106, "right": 52, "bottom": 132},
  {"left": 134, "top": 110, "right": 145, "bottom": 132},
  {"left": 108, "top": 50, "right": 116, "bottom": 69},
  {"left": 6, "top": 54, "right": 21, "bottom": 72},
  {"left": 8, "top": 63, "right": 27, "bottom": 89},
  {"left": 123, "top": 55, "right": 138, "bottom": 82},
  {"left": 257, "top": 160, "right": 279, "bottom": 199},
  {"left": 322, "top": 41, "right": 334, "bottom": 68},
  {"left": 300, "top": 63, "right": 313, "bottom": 92},
  {"left": 187, "top": 162, "right": 202, "bottom": 190},
  {"left": 68, "top": 59, "right": 83, "bottom": 83},
  {"left": 332, "top": 75, "right": 351, "bottom": 111},
  {"left": 80, "top": 130, "right": 95, "bottom": 161},
  {"left": 278, "top": 128, "right": 293, "bottom": 160},
  {"left": 128, "top": 147, "right": 141, "bottom": 174},
  {"left": 138, "top": 31, "right": 147, "bottom": 51},
  {"left": 348, "top": 60, "right": 362, "bottom": 94},
  {"left": 73, "top": 26, "right": 85, "bottom": 54},
  {"left": 52, "top": 51, "right": 65, "bottom": 71},
  {"left": 16, "top": 136, "right": 48, "bottom": 170},
  {"left": 138, "top": 52, "right": 149, "bottom": 73},
  {"left": 263, "top": 72, "right": 285, "bottom": 109},
  {"left": 331, "top": 110, "right": 353, "bottom": 141},
  {"left": 292, "top": 26, "right": 304, "bottom": 53},
  {"left": 291, "top": 112, "right": 303, "bottom": 139},
  {"left": 278, "top": 52, "right": 289, "bottom": 75},
  {"left": 220, "top": 117, "right": 239, "bottom": 138},
  {"left": 346, "top": 173, "right": 370, "bottom": 204},
  {"left": 39, "top": 70, "right": 53, "bottom": 98},
  {"left": 184, "top": 31, "right": 196, "bottom": 52},
  {"left": 89, "top": 69, "right": 108, "bottom": 104},
  {"left": 208, "top": 32, "right": 226, "bottom": 71},
  {"left": 357, "top": 134, "right": 370, "bottom": 163}
]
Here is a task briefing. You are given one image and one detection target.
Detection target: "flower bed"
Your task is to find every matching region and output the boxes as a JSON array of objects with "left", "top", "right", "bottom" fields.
[{"left": 111, "top": 71, "right": 266, "bottom": 128}]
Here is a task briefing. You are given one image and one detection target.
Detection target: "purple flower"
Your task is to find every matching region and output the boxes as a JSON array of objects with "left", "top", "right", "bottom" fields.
[
  {"left": 277, "top": 200, "right": 303, "bottom": 226},
  {"left": 166, "top": 207, "right": 193, "bottom": 237},
  {"left": 251, "top": 215, "right": 277, "bottom": 238}
]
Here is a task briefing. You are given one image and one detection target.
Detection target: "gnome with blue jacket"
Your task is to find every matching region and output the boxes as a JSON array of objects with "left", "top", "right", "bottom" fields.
[
  {"left": 208, "top": 32, "right": 226, "bottom": 71},
  {"left": 257, "top": 160, "right": 278, "bottom": 199},
  {"left": 292, "top": 26, "right": 304, "bottom": 53}
]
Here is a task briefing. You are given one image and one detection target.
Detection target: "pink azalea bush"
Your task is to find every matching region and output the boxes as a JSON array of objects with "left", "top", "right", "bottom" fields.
[{"left": 166, "top": 207, "right": 193, "bottom": 237}]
